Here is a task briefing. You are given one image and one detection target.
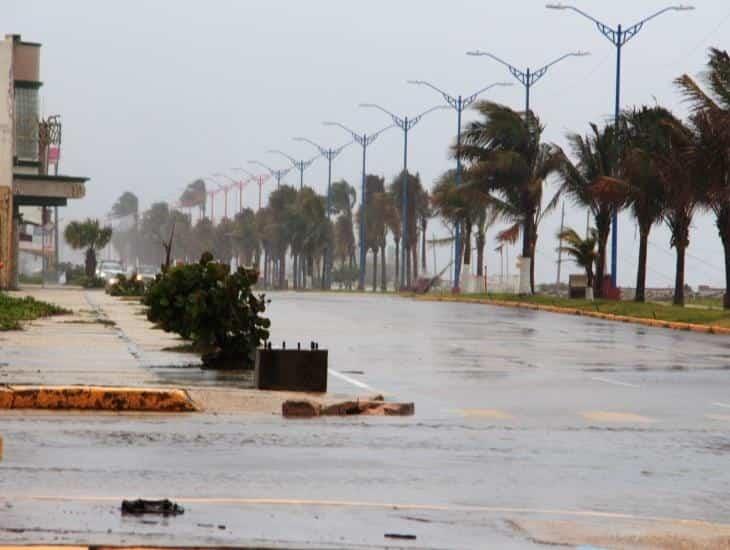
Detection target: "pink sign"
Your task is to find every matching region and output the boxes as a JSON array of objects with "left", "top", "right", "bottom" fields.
[{"left": 48, "top": 146, "right": 60, "bottom": 162}]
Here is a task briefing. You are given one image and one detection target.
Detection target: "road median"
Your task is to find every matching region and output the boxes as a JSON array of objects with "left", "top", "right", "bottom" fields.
[{"left": 415, "top": 294, "right": 730, "bottom": 336}]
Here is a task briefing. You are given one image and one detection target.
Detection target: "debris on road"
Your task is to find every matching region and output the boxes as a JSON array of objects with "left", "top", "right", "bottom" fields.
[
  {"left": 121, "top": 498, "right": 185, "bottom": 516},
  {"left": 385, "top": 533, "right": 417, "bottom": 540},
  {"left": 283, "top": 397, "right": 414, "bottom": 418}
]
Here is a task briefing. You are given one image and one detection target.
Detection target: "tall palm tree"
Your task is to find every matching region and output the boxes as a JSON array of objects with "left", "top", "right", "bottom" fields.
[
  {"left": 358, "top": 175, "right": 386, "bottom": 292},
  {"left": 459, "top": 101, "right": 563, "bottom": 294},
  {"left": 558, "top": 123, "right": 623, "bottom": 298},
  {"left": 431, "top": 170, "right": 472, "bottom": 274},
  {"left": 557, "top": 227, "right": 598, "bottom": 298},
  {"left": 676, "top": 48, "right": 730, "bottom": 309},
  {"left": 109, "top": 191, "right": 139, "bottom": 266},
  {"left": 330, "top": 180, "right": 357, "bottom": 271},
  {"left": 653, "top": 113, "right": 703, "bottom": 306},
  {"left": 618, "top": 106, "right": 670, "bottom": 302},
  {"left": 388, "top": 171, "right": 425, "bottom": 285},
  {"left": 64, "top": 219, "right": 113, "bottom": 277}
]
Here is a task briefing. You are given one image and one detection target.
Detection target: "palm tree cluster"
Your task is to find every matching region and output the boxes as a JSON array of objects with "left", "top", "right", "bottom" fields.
[
  {"left": 108, "top": 171, "right": 431, "bottom": 291},
  {"left": 430, "top": 48, "right": 730, "bottom": 308}
]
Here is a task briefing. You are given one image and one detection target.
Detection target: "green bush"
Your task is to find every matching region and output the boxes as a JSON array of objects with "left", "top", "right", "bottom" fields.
[
  {"left": 74, "top": 275, "right": 105, "bottom": 288},
  {"left": 18, "top": 272, "right": 44, "bottom": 285},
  {"left": 107, "top": 273, "right": 146, "bottom": 297},
  {"left": 332, "top": 264, "right": 359, "bottom": 288},
  {"left": 143, "top": 253, "right": 270, "bottom": 367}
]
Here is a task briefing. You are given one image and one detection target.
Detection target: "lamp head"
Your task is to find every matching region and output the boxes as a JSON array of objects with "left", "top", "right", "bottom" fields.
[
  {"left": 674, "top": 4, "right": 695, "bottom": 11},
  {"left": 545, "top": 3, "right": 567, "bottom": 9}
]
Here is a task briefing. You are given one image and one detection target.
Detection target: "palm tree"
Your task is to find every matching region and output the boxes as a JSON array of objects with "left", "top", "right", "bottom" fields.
[
  {"left": 676, "top": 48, "right": 730, "bottom": 309},
  {"left": 232, "top": 208, "right": 259, "bottom": 267},
  {"left": 109, "top": 191, "right": 139, "bottom": 266},
  {"left": 557, "top": 227, "right": 598, "bottom": 299},
  {"left": 474, "top": 203, "right": 499, "bottom": 278},
  {"left": 358, "top": 175, "right": 386, "bottom": 291},
  {"left": 64, "top": 219, "right": 113, "bottom": 277},
  {"left": 431, "top": 170, "right": 472, "bottom": 275},
  {"left": 653, "top": 113, "right": 703, "bottom": 306},
  {"left": 618, "top": 106, "right": 670, "bottom": 302},
  {"left": 459, "top": 101, "right": 563, "bottom": 294},
  {"left": 331, "top": 180, "right": 357, "bottom": 272},
  {"left": 180, "top": 179, "right": 207, "bottom": 219},
  {"left": 388, "top": 171, "right": 424, "bottom": 286},
  {"left": 558, "top": 123, "right": 623, "bottom": 298}
]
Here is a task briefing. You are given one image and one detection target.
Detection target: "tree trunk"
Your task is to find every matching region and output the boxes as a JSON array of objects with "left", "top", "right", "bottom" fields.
[
  {"left": 476, "top": 229, "right": 485, "bottom": 277},
  {"left": 279, "top": 253, "right": 286, "bottom": 289},
  {"left": 522, "top": 212, "right": 534, "bottom": 295},
  {"left": 405, "top": 244, "right": 411, "bottom": 286},
  {"left": 263, "top": 249, "right": 269, "bottom": 287},
  {"left": 412, "top": 243, "right": 419, "bottom": 281},
  {"left": 394, "top": 240, "right": 400, "bottom": 290},
  {"left": 372, "top": 249, "right": 378, "bottom": 292},
  {"left": 635, "top": 225, "right": 650, "bottom": 303},
  {"left": 380, "top": 245, "right": 387, "bottom": 292},
  {"left": 85, "top": 248, "right": 96, "bottom": 278},
  {"left": 594, "top": 223, "right": 609, "bottom": 299},
  {"left": 463, "top": 221, "right": 472, "bottom": 271},
  {"left": 293, "top": 254, "right": 299, "bottom": 290},
  {"left": 716, "top": 207, "right": 730, "bottom": 310},
  {"left": 674, "top": 243, "right": 686, "bottom": 306},
  {"left": 421, "top": 219, "right": 427, "bottom": 273}
]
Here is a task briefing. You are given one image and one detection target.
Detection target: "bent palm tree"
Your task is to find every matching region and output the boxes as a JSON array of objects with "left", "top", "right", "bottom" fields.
[
  {"left": 459, "top": 101, "right": 563, "bottom": 294},
  {"left": 557, "top": 227, "right": 598, "bottom": 296},
  {"left": 64, "top": 219, "right": 113, "bottom": 277}
]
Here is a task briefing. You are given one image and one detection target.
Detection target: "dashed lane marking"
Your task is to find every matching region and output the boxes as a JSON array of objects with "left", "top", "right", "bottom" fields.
[
  {"left": 591, "top": 377, "right": 640, "bottom": 388},
  {"left": 328, "top": 369, "right": 377, "bottom": 392}
]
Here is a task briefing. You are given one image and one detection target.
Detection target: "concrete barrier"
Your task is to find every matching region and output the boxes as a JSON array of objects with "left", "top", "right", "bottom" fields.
[{"left": 0, "top": 386, "right": 198, "bottom": 412}]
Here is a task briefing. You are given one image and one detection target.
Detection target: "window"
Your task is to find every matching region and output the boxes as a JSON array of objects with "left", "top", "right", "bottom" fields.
[{"left": 14, "top": 86, "right": 38, "bottom": 161}]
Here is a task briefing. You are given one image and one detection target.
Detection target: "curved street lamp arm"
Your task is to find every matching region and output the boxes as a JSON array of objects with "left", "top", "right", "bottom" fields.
[
  {"left": 463, "top": 82, "right": 513, "bottom": 108},
  {"left": 410, "top": 105, "right": 449, "bottom": 128},
  {"left": 546, "top": 4, "right": 620, "bottom": 43},
  {"left": 267, "top": 149, "right": 299, "bottom": 168},
  {"left": 359, "top": 103, "right": 404, "bottom": 128},
  {"left": 323, "top": 121, "right": 365, "bottom": 146},
  {"left": 407, "top": 80, "right": 458, "bottom": 108},
  {"left": 624, "top": 5, "right": 694, "bottom": 45},
  {"left": 293, "top": 137, "right": 327, "bottom": 157},
  {"left": 247, "top": 160, "right": 275, "bottom": 175},
  {"left": 332, "top": 140, "right": 353, "bottom": 157},
  {"left": 365, "top": 123, "right": 395, "bottom": 146},
  {"left": 302, "top": 154, "right": 320, "bottom": 170},
  {"left": 466, "top": 51, "right": 527, "bottom": 83},
  {"left": 531, "top": 51, "right": 590, "bottom": 83}
]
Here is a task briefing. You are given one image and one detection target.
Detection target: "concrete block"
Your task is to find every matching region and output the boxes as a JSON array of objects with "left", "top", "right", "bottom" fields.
[
  {"left": 282, "top": 399, "right": 321, "bottom": 418},
  {"left": 256, "top": 349, "right": 328, "bottom": 393}
]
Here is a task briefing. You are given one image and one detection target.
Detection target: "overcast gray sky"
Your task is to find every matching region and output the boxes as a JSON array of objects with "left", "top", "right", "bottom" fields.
[{"left": 7, "top": 0, "right": 730, "bottom": 287}]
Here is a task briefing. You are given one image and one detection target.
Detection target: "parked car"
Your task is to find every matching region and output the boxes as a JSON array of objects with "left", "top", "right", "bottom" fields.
[
  {"left": 96, "top": 260, "right": 125, "bottom": 285},
  {"left": 134, "top": 265, "right": 159, "bottom": 284}
]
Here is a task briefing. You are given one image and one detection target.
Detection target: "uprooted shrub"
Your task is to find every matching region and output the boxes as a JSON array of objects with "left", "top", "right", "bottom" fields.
[
  {"left": 143, "top": 252, "right": 270, "bottom": 368},
  {"left": 107, "top": 273, "right": 146, "bottom": 297}
]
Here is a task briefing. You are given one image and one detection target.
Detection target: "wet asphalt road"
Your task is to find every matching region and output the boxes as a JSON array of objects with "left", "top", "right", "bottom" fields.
[{"left": 2, "top": 292, "right": 730, "bottom": 548}]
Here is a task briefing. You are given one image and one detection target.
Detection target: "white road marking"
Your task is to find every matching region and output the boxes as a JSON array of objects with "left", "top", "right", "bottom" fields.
[
  {"left": 328, "top": 369, "right": 377, "bottom": 392},
  {"left": 712, "top": 402, "right": 730, "bottom": 409},
  {"left": 591, "top": 377, "right": 640, "bottom": 388}
]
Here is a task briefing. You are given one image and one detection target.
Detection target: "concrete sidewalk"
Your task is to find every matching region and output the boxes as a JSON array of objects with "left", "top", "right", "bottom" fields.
[{"left": 0, "top": 287, "right": 359, "bottom": 413}]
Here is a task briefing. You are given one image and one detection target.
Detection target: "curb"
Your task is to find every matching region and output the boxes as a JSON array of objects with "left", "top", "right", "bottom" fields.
[
  {"left": 417, "top": 295, "right": 730, "bottom": 336},
  {"left": 0, "top": 386, "right": 198, "bottom": 412}
]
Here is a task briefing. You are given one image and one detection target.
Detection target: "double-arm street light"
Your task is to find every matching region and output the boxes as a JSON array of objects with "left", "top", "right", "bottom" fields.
[
  {"left": 267, "top": 150, "right": 319, "bottom": 190},
  {"left": 232, "top": 168, "right": 270, "bottom": 210},
  {"left": 215, "top": 172, "right": 249, "bottom": 215},
  {"left": 293, "top": 136, "right": 352, "bottom": 289},
  {"left": 359, "top": 103, "right": 447, "bottom": 289},
  {"left": 202, "top": 178, "right": 221, "bottom": 224},
  {"left": 465, "top": 50, "right": 589, "bottom": 117},
  {"left": 248, "top": 160, "right": 293, "bottom": 189},
  {"left": 546, "top": 3, "right": 695, "bottom": 288},
  {"left": 323, "top": 121, "right": 394, "bottom": 291},
  {"left": 407, "top": 80, "right": 511, "bottom": 291}
]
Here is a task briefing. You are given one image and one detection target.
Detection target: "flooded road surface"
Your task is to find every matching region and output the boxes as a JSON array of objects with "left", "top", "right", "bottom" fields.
[{"left": 2, "top": 292, "right": 730, "bottom": 548}]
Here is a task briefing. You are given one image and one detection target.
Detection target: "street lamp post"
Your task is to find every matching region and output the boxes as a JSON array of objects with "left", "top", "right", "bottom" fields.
[
  {"left": 248, "top": 160, "right": 293, "bottom": 189},
  {"left": 267, "top": 150, "right": 318, "bottom": 190},
  {"left": 293, "top": 137, "right": 352, "bottom": 289},
  {"left": 323, "top": 121, "right": 394, "bottom": 291},
  {"left": 359, "top": 103, "right": 447, "bottom": 289},
  {"left": 465, "top": 50, "right": 589, "bottom": 119},
  {"left": 235, "top": 168, "right": 270, "bottom": 210},
  {"left": 546, "top": 2, "right": 695, "bottom": 288},
  {"left": 407, "top": 80, "right": 511, "bottom": 291}
]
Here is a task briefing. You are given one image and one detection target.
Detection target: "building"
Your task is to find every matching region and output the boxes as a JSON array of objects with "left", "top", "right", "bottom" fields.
[{"left": 0, "top": 34, "right": 88, "bottom": 289}]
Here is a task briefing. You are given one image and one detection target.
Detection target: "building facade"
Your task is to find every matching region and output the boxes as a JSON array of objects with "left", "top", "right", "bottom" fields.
[{"left": 0, "top": 34, "right": 87, "bottom": 289}]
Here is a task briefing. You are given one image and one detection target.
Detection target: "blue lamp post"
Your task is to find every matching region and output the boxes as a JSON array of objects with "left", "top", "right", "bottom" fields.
[
  {"left": 465, "top": 50, "right": 589, "bottom": 119},
  {"left": 358, "top": 103, "right": 447, "bottom": 289},
  {"left": 406, "top": 80, "right": 511, "bottom": 291},
  {"left": 546, "top": 2, "right": 695, "bottom": 288},
  {"left": 292, "top": 137, "right": 352, "bottom": 289},
  {"left": 322, "top": 121, "right": 394, "bottom": 291},
  {"left": 248, "top": 160, "right": 293, "bottom": 189},
  {"left": 267, "top": 150, "right": 318, "bottom": 190}
]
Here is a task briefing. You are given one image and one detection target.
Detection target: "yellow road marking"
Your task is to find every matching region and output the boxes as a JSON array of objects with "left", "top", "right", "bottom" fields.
[{"left": 5, "top": 495, "right": 729, "bottom": 528}]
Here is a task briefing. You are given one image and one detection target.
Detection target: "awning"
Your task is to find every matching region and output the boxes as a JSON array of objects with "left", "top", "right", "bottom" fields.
[{"left": 13, "top": 172, "right": 88, "bottom": 207}]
